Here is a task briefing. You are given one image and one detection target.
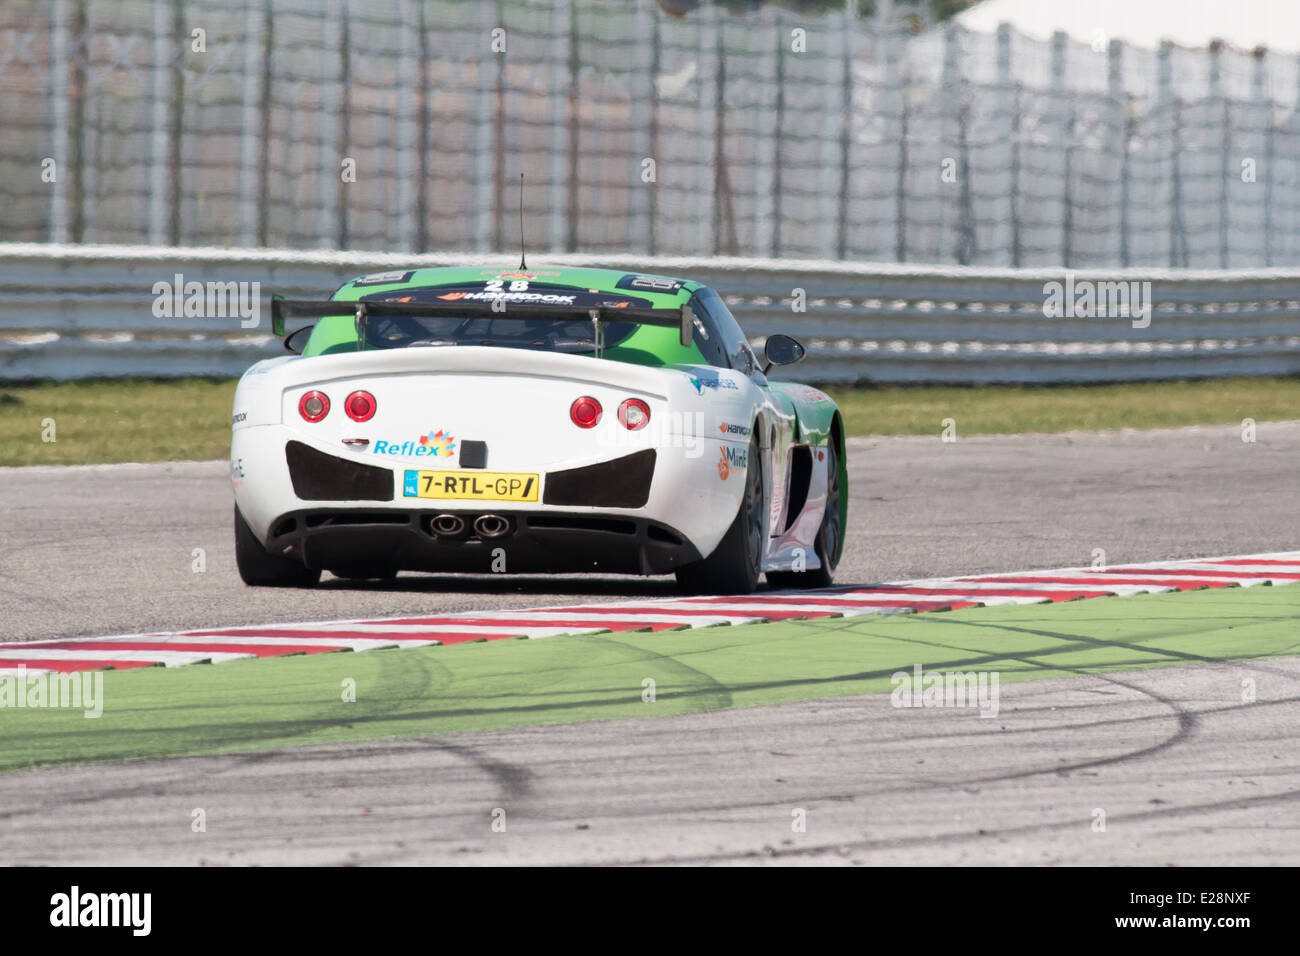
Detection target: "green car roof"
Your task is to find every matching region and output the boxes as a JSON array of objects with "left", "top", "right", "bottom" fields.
[{"left": 301, "top": 265, "right": 706, "bottom": 366}]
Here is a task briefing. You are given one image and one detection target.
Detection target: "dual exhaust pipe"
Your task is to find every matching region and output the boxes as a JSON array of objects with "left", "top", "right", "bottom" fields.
[{"left": 429, "top": 513, "right": 512, "bottom": 539}]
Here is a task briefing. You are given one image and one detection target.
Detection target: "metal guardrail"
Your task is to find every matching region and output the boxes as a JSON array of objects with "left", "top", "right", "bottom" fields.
[{"left": 2, "top": 243, "right": 1299, "bottom": 383}]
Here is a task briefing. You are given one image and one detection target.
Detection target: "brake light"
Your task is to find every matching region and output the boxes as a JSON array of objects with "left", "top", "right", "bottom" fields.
[
  {"left": 570, "top": 396, "right": 602, "bottom": 428},
  {"left": 298, "top": 390, "right": 330, "bottom": 422},
  {"left": 618, "top": 398, "right": 650, "bottom": 430},
  {"left": 344, "top": 390, "right": 376, "bottom": 422}
]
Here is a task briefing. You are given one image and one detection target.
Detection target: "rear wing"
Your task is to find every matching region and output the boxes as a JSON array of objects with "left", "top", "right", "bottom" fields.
[{"left": 270, "top": 296, "right": 695, "bottom": 353}]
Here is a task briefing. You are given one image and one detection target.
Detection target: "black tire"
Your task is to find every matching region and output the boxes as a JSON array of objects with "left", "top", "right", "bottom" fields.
[
  {"left": 234, "top": 506, "right": 321, "bottom": 588},
  {"left": 675, "top": 434, "right": 763, "bottom": 595},
  {"left": 766, "top": 436, "right": 843, "bottom": 590}
]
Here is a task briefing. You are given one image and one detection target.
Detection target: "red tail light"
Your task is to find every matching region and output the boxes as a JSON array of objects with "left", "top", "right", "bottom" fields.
[
  {"left": 298, "top": 390, "right": 330, "bottom": 422},
  {"left": 618, "top": 398, "right": 650, "bottom": 430},
  {"left": 344, "top": 390, "right": 376, "bottom": 422},
  {"left": 570, "top": 396, "right": 602, "bottom": 428}
]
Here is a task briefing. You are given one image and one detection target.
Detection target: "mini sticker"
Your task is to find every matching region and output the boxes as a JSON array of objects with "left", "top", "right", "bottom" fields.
[
  {"left": 689, "top": 373, "right": 741, "bottom": 395},
  {"left": 479, "top": 269, "right": 561, "bottom": 278},
  {"left": 371, "top": 430, "right": 456, "bottom": 458},
  {"left": 418, "top": 429, "right": 457, "bottom": 457},
  {"left": 787, "top": 384, "right": 830, "bottom": 403},
  {"left": 722, "top": 444, "right": 748, "bottom": 473},
  {"left": 617, "top": 274, "right": 684, "bottom": 294},
  {"left": 352, "top": 270, "right": 414, "bottom": 286},
  {"left": 436, "top": 290, "right": 577, "bottom": 305}
]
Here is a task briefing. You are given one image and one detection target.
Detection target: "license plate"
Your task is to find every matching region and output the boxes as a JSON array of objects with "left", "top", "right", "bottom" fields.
[{"left": 402, "top": 469, "right": 539, "bottom": 502}]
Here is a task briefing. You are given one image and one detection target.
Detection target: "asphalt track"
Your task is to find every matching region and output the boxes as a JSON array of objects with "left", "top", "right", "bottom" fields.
[
  {"left": 2, "top": 421, "right": 1297, "bottom": 643},
  {"left": 3, "top": 658, "right": 1298, "bottom": 865},
  {"left": 1, "top": 421, "right": 1298, "bottom": 865}
]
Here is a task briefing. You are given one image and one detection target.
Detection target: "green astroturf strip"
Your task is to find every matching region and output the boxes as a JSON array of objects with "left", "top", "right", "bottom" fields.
[{"left": 0, "top": 585, "right": 1296, "bottom": 774}]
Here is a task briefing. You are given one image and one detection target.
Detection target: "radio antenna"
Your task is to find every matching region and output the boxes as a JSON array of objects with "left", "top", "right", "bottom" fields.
[{"left": 518, "top": 173, "right": 527, "bottom": 270}]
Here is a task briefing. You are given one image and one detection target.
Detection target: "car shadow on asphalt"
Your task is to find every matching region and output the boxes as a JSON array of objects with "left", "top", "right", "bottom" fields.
[
  {"left": 313, "top": 573, "right": 875, "bottom": 598},
  {"left": 314, "top": 574, "right": 684, "bottom": 598}
]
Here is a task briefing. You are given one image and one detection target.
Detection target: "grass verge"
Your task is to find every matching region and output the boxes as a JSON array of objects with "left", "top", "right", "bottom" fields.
[
  {"left": 1, "top": 584, "right": 1295, "bottom": 774},
  {"left": 2, "top": 376, "right": 1297, "bottom": 465},
  {"left": 825, "top": 377, "right": 1300, "bottom": 437},
  {"left": 0, "top": 378, "right": 235, "bottom": 466}
]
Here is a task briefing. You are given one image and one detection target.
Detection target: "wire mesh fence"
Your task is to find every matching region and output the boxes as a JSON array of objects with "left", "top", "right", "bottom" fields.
[{"left": 2, "top": 0, "right": 1299, "bottom": 267}]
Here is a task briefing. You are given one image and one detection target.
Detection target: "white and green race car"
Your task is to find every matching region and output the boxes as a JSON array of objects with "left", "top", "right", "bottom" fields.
[{"left": 231, "top": 265, "right": 846, "bottom": 594}]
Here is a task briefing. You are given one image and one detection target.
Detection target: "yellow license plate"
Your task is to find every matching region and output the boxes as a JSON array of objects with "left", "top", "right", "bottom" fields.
[{"left": 402, "top": 469, "right": 539, "bottom": 502}]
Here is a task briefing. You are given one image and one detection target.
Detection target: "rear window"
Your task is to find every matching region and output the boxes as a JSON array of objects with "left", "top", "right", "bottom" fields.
[
  {"left": 302, "top": 283, "right": 713, "bottom": 368},
  {"left": 358, "top": 312, "right": 640, "bottom": 354},
  {"left": 361, "top": 283, "right": 643, "bottom": 353}
]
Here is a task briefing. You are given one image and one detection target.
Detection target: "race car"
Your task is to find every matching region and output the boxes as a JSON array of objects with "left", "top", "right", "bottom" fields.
[{"left": 231, "top": 265, "right": 846, "bottom": 594}]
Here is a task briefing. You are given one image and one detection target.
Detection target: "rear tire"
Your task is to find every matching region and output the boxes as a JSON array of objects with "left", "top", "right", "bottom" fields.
[
  {"left": 675, "top": 435, "right": 762, "bottom": 595},
  {"left": 766, "top": 436, "right": 843, "bottom": 590},
  {"left": 235, "top": 506, "right": 321, "bottom": 588}
]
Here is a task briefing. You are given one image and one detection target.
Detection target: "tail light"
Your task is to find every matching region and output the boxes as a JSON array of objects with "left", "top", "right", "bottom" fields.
[
  {"left": 298, "top": 390, "right": 330, "bottom": 422},
  {"left": 618, "top": 398, "right": 650, "bottom": 430},
  {"left": 570, "top": 396, "right": 602, "bottom": 428},
  {"left": 344, "top": 390, "right": 376, "bottom": 422}
]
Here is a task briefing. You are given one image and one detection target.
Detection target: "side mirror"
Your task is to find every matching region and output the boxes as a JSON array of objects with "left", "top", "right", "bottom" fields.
[
  {"left": 763, "top": 333, "right": 805, "bottom": 373},
  {"left": 284, "top": 325, "right": 313, "bottom": 354}
]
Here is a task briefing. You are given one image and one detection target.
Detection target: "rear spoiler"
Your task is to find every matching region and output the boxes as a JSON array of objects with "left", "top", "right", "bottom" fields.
[{"left": 270, "top": 296, "right": 695, "bottom": 353}]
